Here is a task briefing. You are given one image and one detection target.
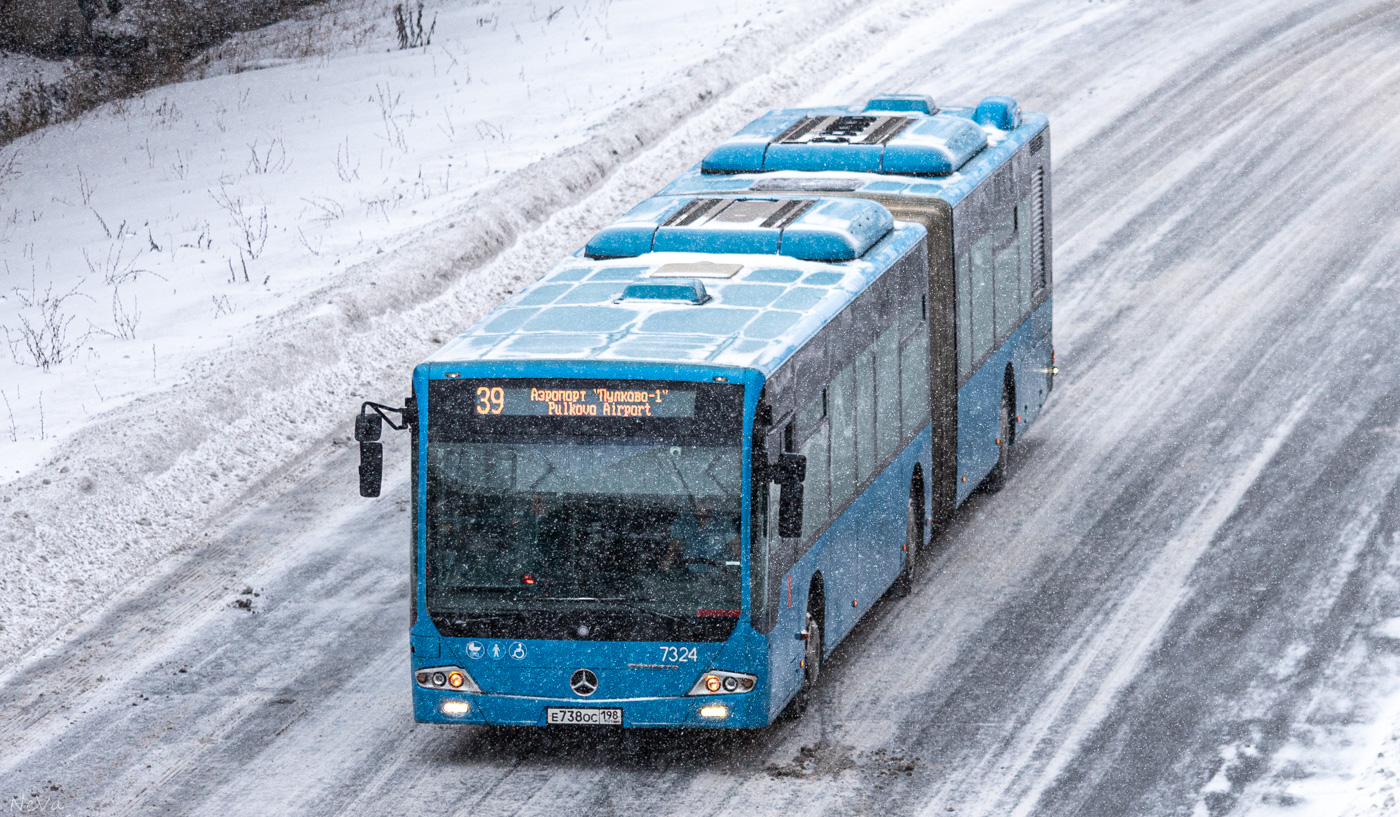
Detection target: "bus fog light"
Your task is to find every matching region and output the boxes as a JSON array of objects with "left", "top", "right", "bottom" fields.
[
  {"left": 441, "top": 701, "right": 471, "bottom": 716},
  {"left": 699, "top": 705, "right": 728, "bottom": 719}
]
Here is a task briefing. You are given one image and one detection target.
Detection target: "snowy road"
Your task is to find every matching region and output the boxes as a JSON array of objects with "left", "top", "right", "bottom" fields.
[{"left": 6, "top": 0, "right": 1400, "bottom": 814}]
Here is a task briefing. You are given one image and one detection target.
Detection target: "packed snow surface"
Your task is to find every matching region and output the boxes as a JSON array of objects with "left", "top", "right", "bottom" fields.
[{"left": 3, "top": 0, "right": 1400, "bottom": 815}]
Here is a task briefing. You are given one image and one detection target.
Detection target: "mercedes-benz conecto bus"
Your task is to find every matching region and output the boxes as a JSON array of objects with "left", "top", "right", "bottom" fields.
[{"left": 356, "top": 93, "right": 1053, "bottom": 729}]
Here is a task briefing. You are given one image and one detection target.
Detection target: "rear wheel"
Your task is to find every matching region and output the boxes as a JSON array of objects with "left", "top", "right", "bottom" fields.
[
  {"left": 893, "top": 494, "right": 921, "bottom": 598},
  {"left": 983, "top": 389, "right": 1012, "bottom": 492}
]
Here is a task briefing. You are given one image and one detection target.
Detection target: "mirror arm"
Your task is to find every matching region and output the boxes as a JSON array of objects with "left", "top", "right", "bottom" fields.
[{"left": 360, "top": 400, "right": 412, "bottom": 431}]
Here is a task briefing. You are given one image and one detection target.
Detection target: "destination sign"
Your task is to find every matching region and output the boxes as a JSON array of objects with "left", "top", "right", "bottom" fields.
[{"left": 472, "top": 384, "right": 697, "bottom": 419}]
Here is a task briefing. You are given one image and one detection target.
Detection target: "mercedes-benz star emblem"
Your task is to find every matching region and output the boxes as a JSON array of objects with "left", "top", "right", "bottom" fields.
[{"left": 570, "top": 669, "right": 599, "bottom": 697}]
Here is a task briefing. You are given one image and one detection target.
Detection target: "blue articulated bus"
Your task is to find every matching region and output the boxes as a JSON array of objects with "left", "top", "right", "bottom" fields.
[{"left": 355, "top": 93, "right": 1053, "bottom": 729}]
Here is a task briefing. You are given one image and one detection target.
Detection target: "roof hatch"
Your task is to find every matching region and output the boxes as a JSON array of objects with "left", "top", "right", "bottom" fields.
[
  {"left": 701, "top": 94, "right": 1021, "bottom": 176},
  {"left": 585, "top": 196, "right": 894, "bottom": 262},
  {"left": 617, "top": 279, "right": 711, "bottom": 305}
]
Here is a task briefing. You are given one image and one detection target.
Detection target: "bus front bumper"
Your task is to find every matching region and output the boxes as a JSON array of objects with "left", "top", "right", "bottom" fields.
[{"left": 413, "top": 687, "right": 767, "bottom": 729}]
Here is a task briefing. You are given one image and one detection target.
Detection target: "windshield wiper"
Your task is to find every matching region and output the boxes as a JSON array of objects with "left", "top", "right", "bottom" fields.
[
  {"left": 443, "top": 611, "right": 528, "bottom": 627},
  {"left": 535, "top": 596, "right": 687, "bottom": 623}
]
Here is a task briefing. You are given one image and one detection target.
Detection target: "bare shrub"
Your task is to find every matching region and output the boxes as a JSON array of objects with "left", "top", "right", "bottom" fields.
[
  {"left": 0, "top": 75, "right": 61, "bottom": 143},
  {"left": 76, "top": 166, "right": 96, "bottom": 204},
  {"left": 169, "top": 148, "right": 189, "bottom": 180},
  {"left": 301, "top": 196, "right": 343, "bottom": 223},
  {"left": 334, "top": 137, "right": 359, "bottom": 182},
  {"left": 375, "top": 83, "right": 408, "bottom": 152},
  {"left": 246, "top": 136, "right": 291, "bottom": 174},
  {"left": 1, "top": 389, "right": 17, "bottom": 442},
  {"left": 83, "top": 238, "right": 156, "bottom": 285},
  {"left": 210, "top": 186, "right": 268, "bottom": 260},
  {"left": 0, "top": 150, "right": 20, "bottom": 188},
  {"left": 108, "top": 283, "right": 141, "bottom": 340},
  {"left": 393, "top": 3, "right": 436, "bottom": 50},
  {"left": 3, "top": 270, "right": 92, "bottom": 370}
]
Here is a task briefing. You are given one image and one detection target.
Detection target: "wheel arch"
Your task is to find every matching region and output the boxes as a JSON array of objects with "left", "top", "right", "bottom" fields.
[
  {"left": 808, "top": 572, "right": 826, "bottom": 632},
  {"left": 1003, "top": 362, "right": 1017, "bottom": 445}
]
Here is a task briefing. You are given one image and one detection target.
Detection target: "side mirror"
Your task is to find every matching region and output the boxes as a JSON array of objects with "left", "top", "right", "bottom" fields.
[
  {"left": 355, "top": 413, "right": 382, "bottom": 443},
  {"left": 359, "top": 442, "right": 383, "bottom": 498},
  {"left": 774, "top": 452, "right": 807, "bottom": 484},
  {"left": 778, "top": 480, "right": 804, "bottom": 538},
  {"left": 774, "top": 452, "right": 806, "bottom": 539},
  {"left": 356, "top": 412, "right": 384, "bottom": 498}
]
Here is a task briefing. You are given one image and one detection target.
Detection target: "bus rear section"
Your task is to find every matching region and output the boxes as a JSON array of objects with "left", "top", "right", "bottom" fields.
[{"left": 664, "top": 92, "right": 1054, "bottom": 524}]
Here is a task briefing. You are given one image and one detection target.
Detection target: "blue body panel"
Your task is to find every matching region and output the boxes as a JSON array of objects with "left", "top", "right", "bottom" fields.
[{"left": 955, "top": 298, "right": 1054, "bottom": 504}]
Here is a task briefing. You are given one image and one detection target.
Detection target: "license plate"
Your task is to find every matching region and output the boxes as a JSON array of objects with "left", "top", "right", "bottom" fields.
[{"left": 546, "top": 707, "right": 623, "bottom": 726}]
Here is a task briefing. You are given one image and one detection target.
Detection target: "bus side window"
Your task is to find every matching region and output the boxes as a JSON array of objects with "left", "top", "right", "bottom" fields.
[
  {"left": 875, "top": 324, "right": 901, "bottom": 462},
  {"left": 855, "top": 346, "right": 877, "bottom": 484},
  {"left": 898, "top": 260, "right": 924, "bottom": 339},
  {"left": 901, "top": 321, "right": 930, "bottom": 433},
  {"left": 971, "top": 233, "right": 995, "bottom": 364},
  {"left": 993, "top": 211, "right": 1019, "bottom": 340},
  {"left": 1017, "top": 197, "right": 1035, "bottom": 314},
  {"left": 796, "top": 392, "right": 830, "bottom": 538},
  {"left": 957, "top": 250, "right": 973, "bottom": 379},
  {"left": 829, "top": 365, "right": 857, "bottom": 510}
]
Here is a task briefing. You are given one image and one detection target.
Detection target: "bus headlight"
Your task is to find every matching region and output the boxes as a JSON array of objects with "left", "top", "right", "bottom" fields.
[
  {"left": 416, "top": 665, "right": 482, "bottom": 693},
  {"left": 687, "top": 670, "right": 757, "bottom": 696}
]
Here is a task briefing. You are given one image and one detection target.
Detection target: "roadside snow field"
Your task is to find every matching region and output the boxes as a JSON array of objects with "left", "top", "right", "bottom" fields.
[
  {"left": 0, "top": 0, "right": 862, "bottom": 671},
  {"left": 0, "top": 0, "right": 801, "bottom": 478}
]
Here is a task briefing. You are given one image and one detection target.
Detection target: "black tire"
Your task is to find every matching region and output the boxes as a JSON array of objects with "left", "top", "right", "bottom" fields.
[
  {"left": 893, "top": 494, "right": 921, "bottom": 598},
  {"left": 786, "top": 609, "right": 823, "bottom": 719},
  {"left": 983, "top": 389, "right": 1012, "bottom": 492}
]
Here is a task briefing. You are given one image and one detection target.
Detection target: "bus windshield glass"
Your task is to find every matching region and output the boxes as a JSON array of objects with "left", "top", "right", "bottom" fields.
[{"left": 424, "top": 378, "right": 746, "bottom": 642}]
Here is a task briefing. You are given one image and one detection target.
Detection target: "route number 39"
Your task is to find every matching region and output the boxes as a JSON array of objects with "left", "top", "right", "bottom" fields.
[
  {"left": 475, "top": 386, "right": 504, "bottom": 415},
  {"left": 660, "top": 646, "right": 698, "bottom": 663}
]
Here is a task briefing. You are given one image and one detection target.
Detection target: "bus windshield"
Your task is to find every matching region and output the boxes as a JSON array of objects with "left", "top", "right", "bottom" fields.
[{"left": 424, "top": 378, "right": 746, "bottom": 642}]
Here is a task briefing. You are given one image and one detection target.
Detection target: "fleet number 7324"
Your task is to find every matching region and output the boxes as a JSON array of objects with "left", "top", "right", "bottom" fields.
[{"left": 660, "top": 646, "right": 698, "bottom": 663}]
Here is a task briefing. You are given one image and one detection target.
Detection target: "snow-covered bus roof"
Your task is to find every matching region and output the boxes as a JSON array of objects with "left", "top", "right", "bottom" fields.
[
  {"left": 659, "top": 95, "right": 1048, "bottom": 209},
  {"left": 426, "top": 211, "right": 925, "bottom": 378}
]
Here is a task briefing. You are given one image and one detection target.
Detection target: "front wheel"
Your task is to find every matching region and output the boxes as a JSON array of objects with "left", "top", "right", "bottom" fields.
[{"left": 785, "top": 609, "right": 823, "bottom": 719}]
